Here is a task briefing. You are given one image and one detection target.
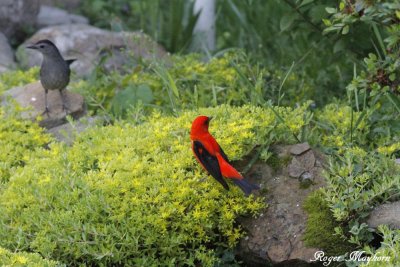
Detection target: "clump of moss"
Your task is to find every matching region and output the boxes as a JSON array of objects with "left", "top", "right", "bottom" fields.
[
  {"left": 265, "top": 153, "right": 291, "bottom": 172},
  {"left": 0, "top": 246, "right": 60, "bottom": 266},
  {"left": 303, "top": 190, "right": 354, "bottom": 255}
]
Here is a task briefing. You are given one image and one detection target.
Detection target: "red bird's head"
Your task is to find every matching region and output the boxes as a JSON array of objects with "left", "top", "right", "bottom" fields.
[{"left": 190, "top": 115, "right": 212, "bottom": 137}]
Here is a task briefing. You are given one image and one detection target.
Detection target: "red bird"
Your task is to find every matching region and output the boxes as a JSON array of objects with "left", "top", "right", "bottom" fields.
[{"left": 190, "top": 115, "right": 259, "bottom": 196}]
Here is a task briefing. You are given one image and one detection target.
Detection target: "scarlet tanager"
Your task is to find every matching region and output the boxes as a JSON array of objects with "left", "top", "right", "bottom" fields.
[{"left": 190, "top": 115, "right": 259, "bottom": 196}]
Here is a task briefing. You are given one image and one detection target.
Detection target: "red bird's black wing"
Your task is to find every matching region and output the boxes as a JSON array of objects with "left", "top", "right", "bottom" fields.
[{"left": 193, "top": 140, "right": 230, "bottom": 190}]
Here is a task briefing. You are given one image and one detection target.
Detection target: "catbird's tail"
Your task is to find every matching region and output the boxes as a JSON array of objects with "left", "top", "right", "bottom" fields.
[
  {"left": 65, "top": 59, "right": 76, "bottom": 66},
  {"left": 233, "top": 179, "right": 259, "bottom": 196}
]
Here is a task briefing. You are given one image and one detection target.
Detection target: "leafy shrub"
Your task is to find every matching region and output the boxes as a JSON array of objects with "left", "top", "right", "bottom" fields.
[
  {"left": 323, "top": 150, "right": 399, "bottom": 247},
  {"left": 0, "top": 104, "right": 310, "bottom": 266},
  {"left": 0, "top": 106, "right": 52, "bottom": 184},
  {"left": 0, "top": 246, "right": 60, "bottom": 267}
]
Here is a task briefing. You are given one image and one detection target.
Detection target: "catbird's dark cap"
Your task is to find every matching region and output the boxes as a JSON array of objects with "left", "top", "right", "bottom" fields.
[{"left": 27, "top": 39, "right": 56, "bottom": 49}]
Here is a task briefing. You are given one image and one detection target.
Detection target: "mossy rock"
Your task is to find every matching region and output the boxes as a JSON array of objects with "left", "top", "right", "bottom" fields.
[{"left": 303, "top": 190, "right": 354, "bottom": 255}]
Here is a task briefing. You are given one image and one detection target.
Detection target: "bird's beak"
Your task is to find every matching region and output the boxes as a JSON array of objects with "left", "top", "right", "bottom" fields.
[
  {"left": 26, "top": 44, "right": 38, "bottom": 50},
  {"left": 208, "top": 116, "right": 213, "bottom": 121}
]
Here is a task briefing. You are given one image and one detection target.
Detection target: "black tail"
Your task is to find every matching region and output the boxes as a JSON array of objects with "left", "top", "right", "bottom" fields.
[
  {"left": 233, "top": 179, "right": 260, "bottom": 196},
  {"left": 65, "top": 59, "right": 76, "bottom": 66}
]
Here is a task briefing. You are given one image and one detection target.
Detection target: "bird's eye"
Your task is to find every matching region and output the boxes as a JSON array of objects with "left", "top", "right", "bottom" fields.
[{"left": 39, "top": 45, "right": 45, "bottom": 49}]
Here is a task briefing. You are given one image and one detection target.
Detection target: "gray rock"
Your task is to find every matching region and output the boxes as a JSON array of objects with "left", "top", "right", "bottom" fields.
[
  {"left": 288, "top": 145, "right": 316, "bottom": 179},
  {"left": 288, "top": 157, "right": 306, "bottom": 178},
  {"left": 39, "top": 0, "right": 82, "bottom": 11},
  {"left": 367, "top": 201, "right": 400, "bottom": 229},
  {"left": 290, "top": 142, "right": 311, "bottom": 155},
  {"left": 48, "top": 116, "right": 102, "bottom": 145},
  {"left": 0, "top": 0, "right": 40, "bottom": 38},
  {"left": 237, "top": 161, "right": 325, "bottom": 265},
  {"left": 396, "top": 158, "right": 400, "bottom": 165},
  {"left": 37, "top": 5, "right": 88, "bottom": 28},
  {"left": 2, "top": 81, "right": 85, "bottom": 129},
  {"left": 0, "top": 33, "right": 15, "bottom": 73},
  {"left": 17, "top": 24, "right": 168, "bottom": 76}
]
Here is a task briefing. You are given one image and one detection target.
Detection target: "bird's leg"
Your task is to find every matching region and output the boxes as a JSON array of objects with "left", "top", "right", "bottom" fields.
[
  {"left": 42, "top": 89, "right": 50, "bottom": 116},
  {"left": 59, "top": 89, "right": 70, "bottom": 114}
]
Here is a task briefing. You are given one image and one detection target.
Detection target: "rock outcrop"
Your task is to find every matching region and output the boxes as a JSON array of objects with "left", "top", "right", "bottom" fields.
[
  {"left": 236, "top": 144, "right": 325, "bottom": 266},
  {"left": 2, "top": 81, "right": 85, "bottom": 129},
  {"left": 367, "top": 201, "right": 400, "bottom": 229},
  {"left": 0, "top": 0, "right": 40, "bottom": 39},
  {"left": 37, "top": 5, "right": 89, "bottom": 29},
  {"left": 17, "top": 24, "right": 168, "bottom": 76}
]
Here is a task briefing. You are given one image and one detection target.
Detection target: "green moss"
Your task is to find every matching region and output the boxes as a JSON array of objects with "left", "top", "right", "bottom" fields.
[
  {"left": 303, "top": 190, "right": 354, "bottom": 255},
  {"left": 264, "top": 150, "right": 291, "bottom": 172},
  {"left": 0, "top": 246, "right": 60, "bottom": 266}
]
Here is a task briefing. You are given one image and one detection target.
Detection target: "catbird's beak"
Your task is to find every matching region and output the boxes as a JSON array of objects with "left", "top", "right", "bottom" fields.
[{"left": 26, "top": 44, "right": 38, "bottom": 50}]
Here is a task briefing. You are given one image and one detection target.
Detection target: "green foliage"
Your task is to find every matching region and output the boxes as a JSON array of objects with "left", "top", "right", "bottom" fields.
[
  {"left": 0, "top": 106, "right": 52, "bottom": 184},
  {"left": 0, "top": 105, "right": 310, "bottom": 266},
  {"left": 0, "top": 246, "right": 60, "bottom": 267},
  {"left": 322, "top": 150, "right": 399, "bottom": 248},
  {"left": 0, "top": 67, "right": 39, "bottom": 93},
  {"left": 215, "top": 0, "right": 363, "bottom": 105},
  {"left": 303, "top": 190, "right": 353, "bottom": 255},
  {"left": 71, "top": 51, "right": 316, "bottom": 116},
  {"left": 324, "top": 151, "right": 399, "bottom": 222}
]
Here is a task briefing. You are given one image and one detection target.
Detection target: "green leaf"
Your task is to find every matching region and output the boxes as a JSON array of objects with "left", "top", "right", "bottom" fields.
[
  {"left": 342, "top": 25, "right": 349, "bottom": 35},
  {"left": 325, "top": 7, "right": 337, "bottom": 14},
  {"left": 299, "top": 0, "right": 314, "bottom": 8},
  {"left": 322, "top": 18, "right": 332, "bottom": 26},
  {"left": 280, "top": 15, "right": 296, "bottom": 32},
  {"left": 333, "top": 39, "right": 346, "bottom": 53},
  {"left": 111, "top": 84, "right": 154, "bottom": 116},
  {"left": 166, "top": 71, "right": 180, "bottom": 98}
]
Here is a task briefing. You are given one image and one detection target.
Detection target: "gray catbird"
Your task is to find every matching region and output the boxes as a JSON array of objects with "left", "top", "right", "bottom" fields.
[{"left": 27, "top": 39, "right": 75, "bottom": 114}]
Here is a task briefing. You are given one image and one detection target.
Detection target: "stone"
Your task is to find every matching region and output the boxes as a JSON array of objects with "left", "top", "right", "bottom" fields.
[
  {"left": 367, "top": 201, "right": 400, "bottom": 229},
  {"left": 396, "top": 158, "right": 400, "bottom": 165},
  {"left": 288, "top": 157, "right": 306, "bottom": 178},
  {"left": 0, "top": 0, "right": 40, "bottom": 39},
  {"left": 301, "top": 149, "right": 316, "bottom": 171},
  {"left": 290, "top": 142, "right": 311, "bottom": 155},
  {"left": 48, "top": 116, "right": 102, "bottom": 145},
  {"left": 37, "top": 5, "right": 88, "bottom": 28},
  {"left": 236, "top": 157, "right": 326, "bottom": 266},
  {"left": 17, "top": 24, "right": 168, "bottom": 76},
  {"left": 0, "top": 33, "right": 15, "bottom": 73},
  {"left": 2, "top": 81, "right": 85, "bottom": 129},
  {"left": 288, "top": 145, "right": 316, "bottom": 179}
]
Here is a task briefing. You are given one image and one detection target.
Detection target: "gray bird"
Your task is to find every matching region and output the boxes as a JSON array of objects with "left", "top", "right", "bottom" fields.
[{"left": 27, "top": 39, "right": 75, "bottom": 114}]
